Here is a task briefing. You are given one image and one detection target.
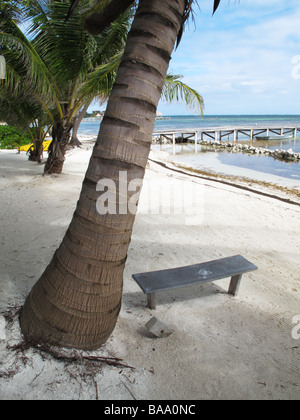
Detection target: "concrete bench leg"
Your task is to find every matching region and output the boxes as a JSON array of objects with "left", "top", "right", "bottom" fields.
[
  {"left": 228, "top": 274, "right": 242, "bottom": 296},
  {"left": 147, "top": 293, "right": 156, "bottom": 310}
]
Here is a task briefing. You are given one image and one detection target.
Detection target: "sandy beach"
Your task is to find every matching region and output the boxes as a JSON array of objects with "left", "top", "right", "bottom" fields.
[{"left": 0, "top": 136, "right": 299, "bottom": 400}]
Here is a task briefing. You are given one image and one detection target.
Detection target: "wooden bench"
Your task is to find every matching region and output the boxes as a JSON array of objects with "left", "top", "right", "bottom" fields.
[{"left": 132, "top": 255, "right": 258, "bottom": 309}]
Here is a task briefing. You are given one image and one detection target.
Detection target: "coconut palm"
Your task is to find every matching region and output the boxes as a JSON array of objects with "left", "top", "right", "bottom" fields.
[
  {"left": 20, "top": 0, "right": 221, "bottom": 350},
  {"left": 0, "top": 77, "right": 51, "bottom": 161},
  {"left": 1, "top": 0, "right": 203, "bottom": 174},
  {"left": 0, "top": 3, "right": 52, "bottom": 160},
  {"left": 0, "top": 0, "right": 132, "bottom": 173}
]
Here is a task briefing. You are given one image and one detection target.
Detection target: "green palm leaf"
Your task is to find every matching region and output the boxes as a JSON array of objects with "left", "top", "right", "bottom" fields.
[
  {"left": 0, "top": 32, "right": 58, "bottom": 102},
  {"left": 162, "top": 74, "right": 204, "bottom": 114},
  {"left": 71, "top": 51, "right": 123, "bottom": 120}
]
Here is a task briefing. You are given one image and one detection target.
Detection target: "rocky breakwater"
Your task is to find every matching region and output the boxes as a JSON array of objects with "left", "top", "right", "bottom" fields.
[
  {"left": 199, "top": 140, "right": 300, "bottom": 163},
  {"left": 152, "top": 136, "right": 300, "bottom": 163}
]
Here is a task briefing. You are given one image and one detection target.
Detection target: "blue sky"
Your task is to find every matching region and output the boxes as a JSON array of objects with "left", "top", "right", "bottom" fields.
[
  {"left": 88, "top": 0, "right": 300, "bottom": 116},
  {"left": 18, "top": 0, "right": 300, "bottom": 116},
  {"left": 155, "top": 0, "right": 300, "bottom": 115}
]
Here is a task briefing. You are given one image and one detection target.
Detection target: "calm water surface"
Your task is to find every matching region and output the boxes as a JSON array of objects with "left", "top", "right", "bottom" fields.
[{"left": 78, "top": 115, "right": 300, "bottom": 185}]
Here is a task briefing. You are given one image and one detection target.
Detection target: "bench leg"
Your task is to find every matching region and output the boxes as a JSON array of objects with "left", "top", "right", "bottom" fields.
[
  {"left": 147, "top": 293, "right": 156, "bottom": 310},
  {"left": 228, "top": 274, "right": 242, "bottom": 297}
]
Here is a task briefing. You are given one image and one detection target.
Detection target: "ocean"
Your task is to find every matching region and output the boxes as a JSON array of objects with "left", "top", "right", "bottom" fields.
[{"left": 78, "top": 115, "right": 300, "bottom": 188}]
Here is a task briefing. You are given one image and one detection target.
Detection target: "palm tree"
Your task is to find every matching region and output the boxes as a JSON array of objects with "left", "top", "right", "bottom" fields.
[
  {"left": 0, "top": 5, "right": 53, "bottom": 161},
  {"left": 1, "top": 0, "right": 131, "bottom": 174},
  {"left": 20, "top": 0, "right": 221, "bottom": 350},
  {"left": 1, "top": 0, "right": 204, "bottom": 173},
  {"left": 0, "top": 78, "right": 51, "bottom": 161},
  {"left": 0, "top": 3, "right": 53, "bottom": 160}
]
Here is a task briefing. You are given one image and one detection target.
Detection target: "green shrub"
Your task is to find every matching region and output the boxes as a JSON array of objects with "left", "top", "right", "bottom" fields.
[{"left": 0, "top": 125, "right": 32, "bottom": 149}]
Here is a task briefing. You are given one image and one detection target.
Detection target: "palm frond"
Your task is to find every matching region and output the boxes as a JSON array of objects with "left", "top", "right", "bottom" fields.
[
  {"left": 91, "top": 9, "right": 133, "bottom": 66},
  {"left": 71, "top": 51, "right": 123, "bottom": 120},
  {"left": 0, "top": 75, "right": 51, "bottom": 131},
  {"left": 66, "top": 0, "right": 82, "bottom": 21},
  {"left": 0, "top": 0, "right": 24, "bottom": 23},
  {"left": 26, "top": 1, "right": 89, "bottom": 86},
  {"left": 0, "top": 31, "right": 58, "bottom": 104},
  {"left": 161, "top": 74, "right": 204, "bottom": 115},
  {"left": 176, "top": 0, "right": 198, "bottom": 48},
  {"left": 84, "top": 0, "right": 135, "bottom": 35},
  {"left": 213, "top": 0, "right": 221, "bottom": 15}
]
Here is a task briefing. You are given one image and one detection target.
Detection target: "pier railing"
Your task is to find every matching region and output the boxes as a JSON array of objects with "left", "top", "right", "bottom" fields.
[{"left": 153, "top": 125, "right": 300, "bottom": 153}]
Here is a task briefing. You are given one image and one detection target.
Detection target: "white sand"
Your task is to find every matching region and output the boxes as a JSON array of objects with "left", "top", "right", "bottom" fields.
[{"left": 0, "top": 138, "right": 299, "bottom": 400}]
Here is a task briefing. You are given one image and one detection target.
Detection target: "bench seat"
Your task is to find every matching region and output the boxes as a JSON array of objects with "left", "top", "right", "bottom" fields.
[{"left": 133, "top": 255, "right": 258, "bottom": 309}]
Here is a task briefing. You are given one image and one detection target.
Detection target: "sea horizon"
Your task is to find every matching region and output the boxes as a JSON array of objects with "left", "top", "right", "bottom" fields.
[
  {"left": 79, "top": 113, "right": 300, "bottom": 144},
  {"left": 80, "top": 113, "right": 300, "bottom": 131}
]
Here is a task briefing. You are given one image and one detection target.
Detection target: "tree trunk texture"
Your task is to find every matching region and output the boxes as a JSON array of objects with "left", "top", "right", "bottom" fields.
[
  {"left": 70, "top": 101, "right": 92, "bottom": 147},
  {"left": 20, "top": 0, "right": 186, "bottom": 350},
  {"left": 28, "top": 140, "right": 43, "bottom": 163},
  {"left": 69, "top": 117, "right": 82, "bottom": 148},
  {"left": 44, "top": 119, "right": 73, "bottom": 175}
]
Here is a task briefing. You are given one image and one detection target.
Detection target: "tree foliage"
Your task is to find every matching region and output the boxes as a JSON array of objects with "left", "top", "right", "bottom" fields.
[
  {"left": 0, "top": 0, "right": 209, "bottom": 171},
  {"left": 0, "top": 124, "right": 32, "bottom": 149},
  {"left": 0, "top": 0, "right": 132, "bottom": 170}
]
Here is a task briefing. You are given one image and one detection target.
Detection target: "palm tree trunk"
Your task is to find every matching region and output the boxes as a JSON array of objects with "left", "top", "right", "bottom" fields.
[
  {"left": 20, "top": 0, "right": 187, "bottom": 350},
  {"left": 28, "top": 139, "right": 43, "bottom": 163},
  {"left": 70, "top": 101, "right": 92, "bottom": 147},
  {"left": 44, "top": 118, "right": 73, "bottom": 175},
  {"left": 69, "top": 117, "right": 82, "bottom": 148}
]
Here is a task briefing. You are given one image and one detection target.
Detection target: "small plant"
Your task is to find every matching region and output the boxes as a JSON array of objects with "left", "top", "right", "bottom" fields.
[{"left": 0, "top": 125, "right": 32, "bottom": 149}]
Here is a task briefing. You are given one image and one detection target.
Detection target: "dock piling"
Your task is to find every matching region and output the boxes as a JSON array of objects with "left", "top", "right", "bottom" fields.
[{"left": 153, "top": 125, "right": 300, "bottom": 153}]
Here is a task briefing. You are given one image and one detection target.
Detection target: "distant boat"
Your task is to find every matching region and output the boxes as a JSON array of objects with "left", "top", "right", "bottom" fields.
[
  {"left": 255, "top": 135, "right": 293, "bottom": 141},
  {"left": 255, "top": 136, "right": 271, "bottom": 140},
  {"left": 156, "top": 111, "right": 170, "bottom": 120}
]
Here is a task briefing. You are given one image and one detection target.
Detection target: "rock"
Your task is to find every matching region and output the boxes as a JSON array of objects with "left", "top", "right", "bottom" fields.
[{"left": 145, "top": 317, "right": 174, "bottom": 338}]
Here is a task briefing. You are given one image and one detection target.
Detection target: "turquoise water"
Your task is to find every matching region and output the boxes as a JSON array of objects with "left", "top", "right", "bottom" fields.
[
  {"left": 79, "top": 114, "right": 300, "bottom": 132},
  {"left": 78, "top": 115, "right": 300, "bottom": 183},
  {"left": 154, "top": 114, "right": 300, "bottom": 132},
  {"left": 169, "top": 147, "right": 300, "bottom": 184}
]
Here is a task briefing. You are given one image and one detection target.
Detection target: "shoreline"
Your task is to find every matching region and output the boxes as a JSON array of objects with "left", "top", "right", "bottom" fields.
[
  {"left": 77, "top": 134, "right": 300, "bottom": 185},
  {"left": 148, "top": 153, "right": 300, "bottom": 207},
  {"left": 6, "top": 132, "right": 299, "bottom": 201},
  {"left": 150, "top": 144, "right": 300, "bottom": 200},
  {"left": 151, "top": 137, "right": 300, "bottom": 162},
  {"left": 76, "top": 133, "right": 300, "bottom": 192}
]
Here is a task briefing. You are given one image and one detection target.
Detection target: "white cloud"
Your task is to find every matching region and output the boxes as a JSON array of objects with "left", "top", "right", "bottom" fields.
[{"left": 167, "top": 1, "right": 300, "bottom": 114}]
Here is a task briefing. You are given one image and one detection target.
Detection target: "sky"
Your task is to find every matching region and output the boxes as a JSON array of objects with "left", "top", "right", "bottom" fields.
[
  {"left": 92, "top": 0, "right": 300, "bottom": 116},
  {"left": 160, "top": 0, "right": 300, "bottom": 115}
]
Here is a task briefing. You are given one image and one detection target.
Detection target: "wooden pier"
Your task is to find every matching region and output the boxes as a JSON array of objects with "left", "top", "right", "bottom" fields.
[{"left": 153, "top": 125, "right": 300, "bottom": 154}]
